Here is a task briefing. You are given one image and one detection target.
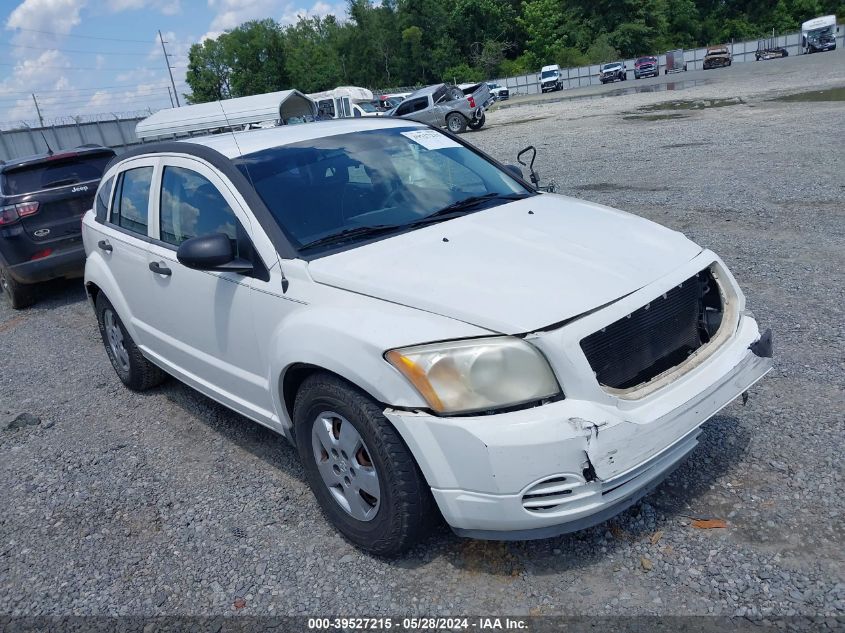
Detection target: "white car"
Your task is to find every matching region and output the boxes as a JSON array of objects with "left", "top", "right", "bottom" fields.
[{"left": 82, "top": 118, "right": 773, "bottom": 555}]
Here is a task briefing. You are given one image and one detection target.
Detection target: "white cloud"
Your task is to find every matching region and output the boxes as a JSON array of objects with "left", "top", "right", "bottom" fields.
[
  {"left": 107, "top": 0, "right": 182, "bottom": 14},
  {"left": 207, "top": 0, "right": 277, "bottom": 31},
  {"left": 5, "top": 0, "right": 87, "bottom": 46},
  {"left": 206, "top": 0, "right": 346, "bottom": 31},
  {"left": 279, "top": 0, "right": 345, "bottom": 24}
]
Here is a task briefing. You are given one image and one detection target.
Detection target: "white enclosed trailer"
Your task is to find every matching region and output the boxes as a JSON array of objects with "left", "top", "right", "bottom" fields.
[{"left": 135, "top": 90, "right": 317, "bottom": 141}]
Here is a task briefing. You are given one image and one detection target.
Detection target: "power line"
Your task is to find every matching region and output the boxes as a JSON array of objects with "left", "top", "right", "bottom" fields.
[
  {"left": 0, "top": 61, "right": 186, "bottom": 71},
  {"left": 7, "top": 27, "right": 154, "bottom": 44},
  {"left": 0, "top": 81, "right": 189, "bottom": 96},
  {"left": 0, "top": 90, "right": 174, "bottom": 106},
  {"left": 0, "top": 42, "right": 159, "bottom": 57}
]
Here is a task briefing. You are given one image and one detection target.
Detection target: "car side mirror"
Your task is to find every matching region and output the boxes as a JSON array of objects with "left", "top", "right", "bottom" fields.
[
  {"left": 176, "top": 233, "right": 253, "bottom": 273},
  {"left": 504, "top": 164, "right": 524, "bottom": 180}
]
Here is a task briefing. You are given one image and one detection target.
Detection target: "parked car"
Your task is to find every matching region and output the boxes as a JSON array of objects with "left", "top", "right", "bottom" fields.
[
  {"left": 388, "top": 83, "right": 492, "bottom": 133},
  {"left": 599, "top": 62, "right": 627, "bottom": 83},
  {"left": 487, "top": 82, "right": 510, "bottom": 101},
  {"left": 83, "top": 118, "right": 773, "bottom": 555},
  {"left": 703, "top": 46, "right": 732, "bottom": 69},
  {"left": 538, "top": 65, "right": 563, "bottom": 92},
  {"left": 634, "top": 56, "right": 659, "bottom": 79},
  {"left": 0, "top": 144, "right": 115, "bottom": 308}
]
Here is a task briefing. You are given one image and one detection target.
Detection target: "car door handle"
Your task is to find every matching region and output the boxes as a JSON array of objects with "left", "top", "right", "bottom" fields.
[
  {"left": 148, "top": 261, "right": 172, "bottom": 276},
  {"left": 97, "top": 240, "right": 113, "bottom": 252}
]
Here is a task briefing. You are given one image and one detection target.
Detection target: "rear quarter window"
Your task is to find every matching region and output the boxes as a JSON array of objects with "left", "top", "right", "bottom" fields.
[
  {"left": 95, "top": 176, "right": 115, "bottom": 223},
  {"left": 1, "top": 152, "right": 114, "bottom": 196}
]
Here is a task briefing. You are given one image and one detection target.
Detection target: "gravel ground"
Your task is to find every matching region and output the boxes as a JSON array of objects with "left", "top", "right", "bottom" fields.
[{"left": 1, "top": 52, "right": 844, "bottom": 622}]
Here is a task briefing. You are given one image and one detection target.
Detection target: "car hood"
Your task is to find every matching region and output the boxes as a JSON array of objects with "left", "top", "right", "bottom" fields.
[{"left": 306, "top": 195, "right": 702, "bottom": 334}]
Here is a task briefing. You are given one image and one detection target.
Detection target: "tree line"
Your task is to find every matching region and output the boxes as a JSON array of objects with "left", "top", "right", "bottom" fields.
[{"left": 185, "top": 0, "right": 843, "bottom": 103}]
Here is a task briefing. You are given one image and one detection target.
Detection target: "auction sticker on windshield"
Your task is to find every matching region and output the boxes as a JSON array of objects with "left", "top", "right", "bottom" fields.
[{"left": 401, "top": 129, "right": 461, "bottom": 150}]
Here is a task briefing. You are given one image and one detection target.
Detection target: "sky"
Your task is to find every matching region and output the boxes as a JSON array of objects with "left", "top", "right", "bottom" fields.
[{"left": 0, "top": 0, "right": 347, "bottom": 127}]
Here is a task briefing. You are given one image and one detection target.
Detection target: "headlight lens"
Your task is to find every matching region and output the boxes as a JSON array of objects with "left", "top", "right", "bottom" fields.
[{"left": 385, "top": 336, "right": 561, "bottom": 414}]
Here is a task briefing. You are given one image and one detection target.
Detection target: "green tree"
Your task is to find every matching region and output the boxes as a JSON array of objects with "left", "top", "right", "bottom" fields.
[
  {"left": 184, "top": 37, "right": 231, "bottom": 103},
  {"left": 284, "top": 16, "right": 345, "bottom": 93}
]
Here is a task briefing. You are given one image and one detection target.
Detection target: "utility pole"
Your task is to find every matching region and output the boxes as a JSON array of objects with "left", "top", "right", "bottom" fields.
[
  {"left": 159, "top": 29, "right": 180, "bottom": 107},
  {"left": 167, "top": 86, "right": 174, "bottom": 108},
  {"left": 31, "top": 93, "right": 44, "bottom": 127}
]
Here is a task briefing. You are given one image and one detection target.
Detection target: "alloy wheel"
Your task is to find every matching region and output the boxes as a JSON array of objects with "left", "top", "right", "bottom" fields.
[{"left": 104, "top": 309, "right": 130, "bottom": 372}]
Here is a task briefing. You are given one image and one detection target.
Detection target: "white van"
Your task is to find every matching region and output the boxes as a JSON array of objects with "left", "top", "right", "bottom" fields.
[
  {"left": 539, "top": 64, "right": 563, "bottom": 92},
  {"left": 802, "top": 15, "right": 838, "bottom": 53},
  {"left": 308, "top": 86, "right": 381, "bottom": 119}
]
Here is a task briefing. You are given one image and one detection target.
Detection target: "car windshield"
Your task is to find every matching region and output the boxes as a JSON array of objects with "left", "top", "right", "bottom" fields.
[
  {"left": 541, "top": 70, "right": 557, "bottom": 78},
  {"left": 808, "top": 26, "right": 833, "bottom": 37},
  {"left": 637, "top": 58, "right": 655, "bottom": 64},
  {"left": 601, "top": 64, "right": 620, "bottom": 71},
  {"left": 235, "top": 127, "right": 533, "bottom": 254},
  {"left": 358, "top": 102, "right": 378, "bottom": 113},
  {"left": 708, "top": 49, "right": 727, "bottom": 55}
]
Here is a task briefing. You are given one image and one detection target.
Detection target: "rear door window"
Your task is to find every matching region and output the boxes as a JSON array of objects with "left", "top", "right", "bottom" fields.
[
  {"left": 1, "top": 152, "right": 113, "bottom": 195},
  {"left": 111, "top": 167, "right": 153, "bottom": 236}
]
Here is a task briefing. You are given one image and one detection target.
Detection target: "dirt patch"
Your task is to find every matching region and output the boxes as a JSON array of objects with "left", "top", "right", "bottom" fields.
[
  {"left": 637, "top": 97, "right": 745, "bottom": 112},
  {"left": 769, "top": 86, "right": 845, "bottom": 102}
]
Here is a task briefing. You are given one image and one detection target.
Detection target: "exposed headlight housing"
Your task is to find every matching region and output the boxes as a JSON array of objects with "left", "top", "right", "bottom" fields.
[{"left": 385, "top": 336, "right": 561, "bottom": 415}]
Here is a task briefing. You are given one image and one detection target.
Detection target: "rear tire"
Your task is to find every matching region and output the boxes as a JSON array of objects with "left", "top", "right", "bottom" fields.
[
  {"left": 468, "top": 112, "right": 485, "bottom": 130},
  {"left": 0, "top": 267, "right": 35, "bottom": 309},
  {"left": 446, "top": 112, "right": 467, "bottom": 134},
  {"left": 294, "top": 372, "right": 435, "bottom": 556},
  {"left": 95, "top": 294, "right": 165, "bottom": 391}
]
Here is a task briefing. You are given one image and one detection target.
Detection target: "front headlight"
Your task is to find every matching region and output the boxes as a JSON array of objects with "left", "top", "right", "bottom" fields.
[{"left": 385, "top": 336, "right": 561, "bottom": 414}]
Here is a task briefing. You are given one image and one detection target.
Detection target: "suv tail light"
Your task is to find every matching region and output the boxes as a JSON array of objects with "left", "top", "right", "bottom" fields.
[
  {"left": 16, "top": 201, "right": 39, "bottom": 217},
  {"left": 0, "top": 201, "right": 40, "bottom": 225},
  {"left": 467, "top": 96, "right": 476, "bottom": 108}
]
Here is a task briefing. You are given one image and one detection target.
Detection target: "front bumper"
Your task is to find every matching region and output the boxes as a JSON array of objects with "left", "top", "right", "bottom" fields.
[{"left": 385, "top": 303, "right": 772, "bottom": 538}]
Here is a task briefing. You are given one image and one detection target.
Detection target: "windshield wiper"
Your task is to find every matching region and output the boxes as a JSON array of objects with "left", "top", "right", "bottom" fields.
[
  {"left": 299, "top": 224, "right": 405, "bottom": 250},
  {"left": 407, "top": 192, "right": 530, "bottom": 226},
  {"left": 299, "top": 193, "right": 530, "bottom": 251}
]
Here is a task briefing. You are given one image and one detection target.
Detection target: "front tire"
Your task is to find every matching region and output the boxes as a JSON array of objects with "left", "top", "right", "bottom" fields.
[
  {"left": 294, "top": 373, "right": 435, "bottom": 556},
  {"left": 0, "top": 267, "right": 35, "bottom": 309},
  {"left": 95, "top": 294, "right": 165, "bottom": 391},
  {"left": 446, "top": 112, "right": 467, "bottom": 134}
]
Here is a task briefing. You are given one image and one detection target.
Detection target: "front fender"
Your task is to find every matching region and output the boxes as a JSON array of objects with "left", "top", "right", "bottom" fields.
[{"left": 265, "top": 298, "right": 489, "bottom": 432}]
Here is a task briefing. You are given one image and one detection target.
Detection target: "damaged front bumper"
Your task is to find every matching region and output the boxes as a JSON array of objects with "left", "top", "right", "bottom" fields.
[{"left": 384, "top": 315, "right": 772, "bottom": 540}]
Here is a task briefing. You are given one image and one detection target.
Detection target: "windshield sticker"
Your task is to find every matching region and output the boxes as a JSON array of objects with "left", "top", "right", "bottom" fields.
[{"left": 401, "top": 130, "right": 461, "bottom": 150}]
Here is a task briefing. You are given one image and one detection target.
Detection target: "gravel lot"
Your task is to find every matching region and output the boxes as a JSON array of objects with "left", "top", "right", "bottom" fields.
[{"left": 1, "top": 52, "right": 843, "bottom": 622}]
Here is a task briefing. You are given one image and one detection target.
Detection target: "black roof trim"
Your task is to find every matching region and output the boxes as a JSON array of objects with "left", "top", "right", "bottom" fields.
[{"left": 107, "top": 140, "right": 297, "bottom": 260}]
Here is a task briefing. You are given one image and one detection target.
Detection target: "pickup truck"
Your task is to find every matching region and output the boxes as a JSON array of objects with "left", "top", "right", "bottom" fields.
[
  {"left": 703, "top": 46, "right": 732, "bottom": 69},
  {"left": 388, "top": 83, "right": 492, "bottom": 133}
]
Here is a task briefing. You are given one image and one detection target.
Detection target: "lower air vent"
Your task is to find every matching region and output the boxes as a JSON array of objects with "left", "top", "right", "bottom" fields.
[{"left": 521, "top": 475, "right": 585, "bottom": 513}]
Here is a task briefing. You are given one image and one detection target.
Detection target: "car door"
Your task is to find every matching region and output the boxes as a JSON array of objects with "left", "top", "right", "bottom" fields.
[
  {"left": 395, "top": 97, "right": 432, "bottom": 124},
  {"left": 140, "top": 157, "right": 277, "bottom": 423},
  {"left": 97, "top": 158, "right": 157, "bottom": 346}
]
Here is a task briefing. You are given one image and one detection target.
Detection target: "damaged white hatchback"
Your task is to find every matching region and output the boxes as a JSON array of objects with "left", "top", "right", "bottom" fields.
[{"left": 82, "top": 118, "right": 773, "bottom": 555}]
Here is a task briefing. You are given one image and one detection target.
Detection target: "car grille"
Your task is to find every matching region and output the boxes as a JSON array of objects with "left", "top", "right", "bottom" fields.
[{"left": 580, "top": 269, "right": 717, "bottom": 390}]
